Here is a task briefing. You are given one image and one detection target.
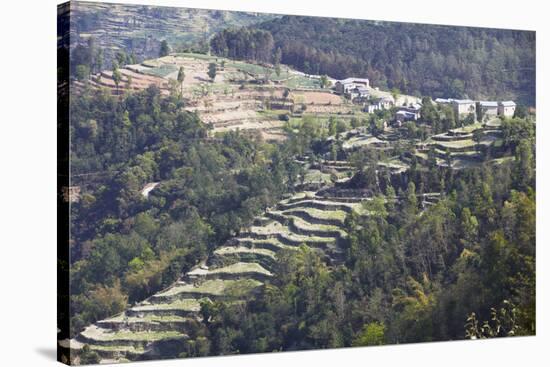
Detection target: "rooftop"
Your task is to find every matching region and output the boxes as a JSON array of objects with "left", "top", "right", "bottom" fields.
[
  {"left": 338, "top": 77, "right": 369, "bottom": 84},
  {"left": 451, "top": 99, "right": 475, "bottom": 104}
]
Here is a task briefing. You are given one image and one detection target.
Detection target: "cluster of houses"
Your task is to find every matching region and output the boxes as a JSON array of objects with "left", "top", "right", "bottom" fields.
[
  {"left": 333, "top": 77, "right": 517, "bottom": 126},
  {"left": 394, "top": 103, "right": 422, "bottom": 123},
  {"left": 434, "top": 98, "right": 516, "bottom": 120},
  {"left": 334, "top": 78, "right": 370, "bottom": 102},
  {"left": 334, "top": 77, "right": 400, "bottom": 115}
]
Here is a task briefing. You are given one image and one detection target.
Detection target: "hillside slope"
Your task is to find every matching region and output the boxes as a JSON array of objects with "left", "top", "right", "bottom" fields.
[
  {"left": 70, "top": 1, "right": 276, "bottom": 67},
  {"left": 62, "top": 187, "right": 368, "bottom": 364},
  {"left": 211, "top": 16, "right": 536, "bottom": 105}
]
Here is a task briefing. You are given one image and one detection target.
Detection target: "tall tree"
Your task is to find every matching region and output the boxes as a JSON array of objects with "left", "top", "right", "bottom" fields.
[
  {"left": 177, "top": 66, "right": 185, "bottom": 96},
  {"left": 159, "top": 40, "right": 170, "bottom": 57},
  {"left": 112, "top": 63, "right": 122, "bottom": 95},
  {"left": 208, "top": 62, "right": 217, "bottom": 82}
]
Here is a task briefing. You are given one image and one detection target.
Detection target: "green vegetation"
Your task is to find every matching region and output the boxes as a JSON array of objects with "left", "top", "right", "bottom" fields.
[
  {"left": 211, "top": 18, "right": 535, "bottom": 105},
  {"left": 283, "top": 207, "right": 348, "bottom": 223},
  {"left": 209, "top": 262, "right": 272, "bottom": 276},
  {"left": 157, "top": 279, "right": 263, "bottom": 298},
  {"left": 207, "top": 62, "right": 217, "bottom": 81},
  {"left": 90, "top": 345, "right": 145, "bottom": 353},
  {"left": 131, "top": 299, "right": 201, "bottom": 312},
  {"left": 102, "top": 330, "right": 185, "bottom": 342},
  {"left": 141, "top": 64, "right": 178, "bottom": 78},
  {"left": 64, "top": 6, "right": 535, "bottom": 363},
  {"left": 67, "top": 85, "right": 302, "bottom": 337},
  {"left": 195, "top": 159, "right": 535, "bottom": 352}
]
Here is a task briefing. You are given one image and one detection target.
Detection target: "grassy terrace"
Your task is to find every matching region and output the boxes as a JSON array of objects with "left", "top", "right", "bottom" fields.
[
  {"left": 100, "top": 330, "right": 185, "bottom": 342},
  {"left": 491, "top": 156, "right": 515, "bottom": 165},
  {"left": 102, "top": 313, "right": 191, "bottom": 324},
  {"left": 214, "top": 246, "right": 277, "bottom": 260},
  {"left": 247, "top": 221, "right": 337, "bottom": 243},
  {"left": 449, "top": 122, "right": 484, "bottom": 134},
  {"left": 175, "top": 53, "right": 222, "bottom": 61},
  {"left": 283, "top": 207, "right": 348, "bottom": 223},
  {"left": 431, "top": 138, "right": 476, "bottom": 149},
  {"left": 228, "top": 61, "right": 291, "bottom": 81},
  {"left": 283, "top": 75, "right": 321, "bottom": 89},
  {"left": 141, "top": 64, "right": 178, "bottom": 78},
  {"left": 434, "top": 148, "right": 480, "bottom": 157},
  {"left": 288, "top": 215, "right": 347, "bottom": 237},
  {"left": 237, "top": 237, "right": 297, "bottom": 252},
  {"left": 378, "top": 158, "right": 410, "bottom": 170},
  {"left": 89, "top": 345, "right": 145, "bottom": 353},
  {"left": 302, "top": 170, "right": 333, "bottom": 185},
  {"left": 131, "top": 299, "right": 201, "bottom": 313},
  {"left": 154, "top": 279, "right": 264, "bottom": 298},
  {"left": 209, "top": 262, "right": 272, "bottom": 277},
  {"left": 284, "top": 191, "right": 316, "bottom": 202},
  {"left": 278, "top": 198, "right": 358, "bottom": 213}
]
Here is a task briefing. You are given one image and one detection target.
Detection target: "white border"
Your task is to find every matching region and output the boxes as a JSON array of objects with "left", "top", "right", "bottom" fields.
[{"left": 0, "top": 0, "right": 547, "bottom": 366}]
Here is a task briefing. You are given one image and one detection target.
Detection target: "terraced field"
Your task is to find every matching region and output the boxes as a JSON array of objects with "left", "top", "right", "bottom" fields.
[
  {"left": 74, "top": 51, "right": 370, "bottom": 141},
  {"left": 64, "top": 190, "right": 367, "bottom": 364},
  {"left": 71, "top": 2, "right": 276, "bottom": 65},
  {"left": 413, "top": 121, "right": 504, "bottom": 168}
]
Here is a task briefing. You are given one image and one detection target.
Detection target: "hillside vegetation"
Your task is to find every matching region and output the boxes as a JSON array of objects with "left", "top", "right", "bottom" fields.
[
  {"left": 70, "top": 1, "right": 276, "bottom": 71},
  {"left": 210, "top": 17, "right": 535, "bottom": 105},
  {"left": 60, "top": 6, "right": 536, "bottom": 364}
]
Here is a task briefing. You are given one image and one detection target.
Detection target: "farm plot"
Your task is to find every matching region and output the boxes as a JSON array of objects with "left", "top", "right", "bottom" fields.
[
  {"left": 153, "top": 278, "right": 264, "bottom": 300},
  {"left": 291, "top": 91, "right": 343, "bottom": 105}
]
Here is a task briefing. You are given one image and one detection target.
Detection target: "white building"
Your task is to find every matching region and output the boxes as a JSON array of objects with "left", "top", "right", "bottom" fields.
[
  {"left": 479, "top": 101, "right": 499, "bottom": 119},
  {"left": 334, "top": 77, "right": 370, "bottom": 95},
  {"left": 498, "top": 101, "right": 516, "bottom": 117},
  {"left": 451, "top": 99, "right": 476, "bottom": 119}
]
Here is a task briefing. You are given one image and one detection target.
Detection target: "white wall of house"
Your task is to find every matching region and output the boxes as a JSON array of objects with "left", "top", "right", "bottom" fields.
[{"left": 498, "top": 103, "right": 516, "bottom": 117}]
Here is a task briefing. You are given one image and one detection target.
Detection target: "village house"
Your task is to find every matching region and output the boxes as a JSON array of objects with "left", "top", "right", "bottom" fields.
[
  {"left": 395, "top": 110, "right": 417, "bottom": 124},
  {"left": 348, "top": 86, "right": 370, "bottom": 102},
  {"left": 498, "top": 101, "right": 516, "bottom": 117},
  {"left": 395, "top": 103, "right": 422, "bottom": 123},
  {"left": 451, "top": 99, "right": 476, "bottom": 120},
  {"left": 435, "top": 98, "right": 475, "bottom": 117},
  {"left": 334, "top": 77, "right": 370, "bottom": 96},
  {"left": 365, "top": 103, "right": 379, "bottom": 113},
  {"left": 378, "top": 96, "right": 395, "bottom": 109},
  {"left": 364, "top": 96, "right": 394, "bottom": 113},
  {"left": 479, "top": 101, "right": 499, "bottom": 119}
]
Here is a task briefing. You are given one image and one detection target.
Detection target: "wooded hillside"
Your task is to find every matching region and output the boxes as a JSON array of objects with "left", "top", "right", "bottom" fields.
[{"left": 210, "top": 17, "right": 535, "bottom": 105}]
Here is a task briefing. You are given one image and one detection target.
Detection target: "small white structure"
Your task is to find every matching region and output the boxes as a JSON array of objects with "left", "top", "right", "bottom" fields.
[
  {"left": 364, "top": 96, "right": 394, "bottom": 113},
  {"left": 365, "top": 104, "right": 379, "bottom": 113},
  {"left": 334, "top": 77, "right": 370, "bottom": 96},
  {"left": 395, "top": 110, "right": 417, "bottom": 123},
  {"left": 498, "top": 101, "right": 516, "bottom": 117},
  {"left": 451, "top": 99, "right": 476, "bottom": 119},
  {"left": 479, "top": 101, "right": 499, "bottom": 118},
  {"left": 394, "top": 103, "right": 422, "bottom": 123}
]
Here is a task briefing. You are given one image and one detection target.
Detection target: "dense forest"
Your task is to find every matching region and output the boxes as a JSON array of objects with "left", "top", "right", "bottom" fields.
[
  {"left": 210, "top": 17, "right": 536, "bottom": 105},
  {"left": 67, "top": 85, "right": 302, "bottom": 335}
]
